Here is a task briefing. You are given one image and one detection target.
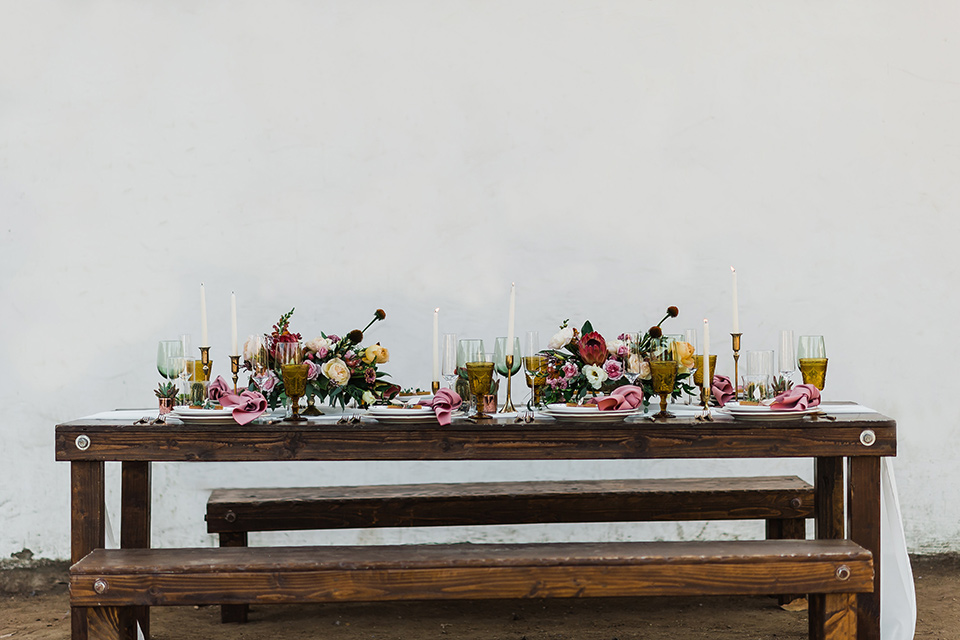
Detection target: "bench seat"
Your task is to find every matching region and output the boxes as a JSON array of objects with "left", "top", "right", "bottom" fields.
[{"left": 70, "top": 540, "right": 872, "bottom": 640}]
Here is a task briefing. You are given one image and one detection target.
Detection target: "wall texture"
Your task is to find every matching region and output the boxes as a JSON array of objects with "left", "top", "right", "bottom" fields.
[{"left": 1, "top": 1, "right": 958, "bottom": 559}]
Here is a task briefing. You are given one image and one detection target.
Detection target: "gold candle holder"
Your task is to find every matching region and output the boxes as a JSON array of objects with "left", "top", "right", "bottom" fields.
[
  {"left": 650, "top": 360, "right": 678, "bottom": 419},
  {"left": 731, "top": 332, "right": 742, "bottom": 403},
  {"left": 230, "top": 355, "right": 240, "bottom": 393},
  {"left": 693, "top": 355, "right": 718, "bottom": 407},
  {"left": 502, "top": 354, "right": 517, "bottom": 413},
  {"left": 431, "top": 380, "right": 440, "bottom": 394},
  {"left": 198, "top": 347, "right": 212, "bottom": 382}
]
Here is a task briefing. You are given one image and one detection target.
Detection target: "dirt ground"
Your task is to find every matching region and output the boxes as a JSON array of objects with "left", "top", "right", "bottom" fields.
[{"left": 1, "top": 555, "right": 956, "bottom": 639}]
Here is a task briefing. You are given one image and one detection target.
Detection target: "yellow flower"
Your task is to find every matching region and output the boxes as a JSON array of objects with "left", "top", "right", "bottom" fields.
[{"left": 363, "top": 344, "right": 390, "bottom": 364}]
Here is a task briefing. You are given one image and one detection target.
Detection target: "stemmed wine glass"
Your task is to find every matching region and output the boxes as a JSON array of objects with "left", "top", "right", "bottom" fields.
[
  {"left": 441, "top": 333, "right": 458, "bottom": 389},
  {"left": 683, "top": 329, "right": 699, "bottom": 404},
  {"left": 248, "top": 335, "right": 270, "bottom": 391},
  {"left": 157, "top": 340, "right": 185, "bottom": 386},
  {"left": 778, "top": 330, "right": 797, "bottom": 388},
  {"left": 276, "top": 342, "right": 307, "bottom": 421},
  {"left": 457, "top": 339, "right": 484, "bottom": 413},
  {"left": 494, "top": 337, "right": 521, "bottom": 412},
  {"left": 621, "top": 333, "right": 642, "bottom": 385}
]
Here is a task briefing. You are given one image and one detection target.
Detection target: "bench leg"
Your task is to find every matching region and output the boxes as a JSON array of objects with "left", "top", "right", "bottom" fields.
[
  {"left": 766, "top": 517, "right": 807, "bottom": 604},
  {"left": 821, "top": 593, "right": 857, "bottom": 640},
  {"left": 219, "top": 532, "right": 249, "bottom": 623},
  {"left": 86, "top": 607, "right": 126, "bottom": 640}
]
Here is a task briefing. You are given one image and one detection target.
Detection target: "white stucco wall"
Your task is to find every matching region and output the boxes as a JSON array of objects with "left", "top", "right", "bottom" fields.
[{"left": 1, "top": 1, "right": 958, "bottom": 560}]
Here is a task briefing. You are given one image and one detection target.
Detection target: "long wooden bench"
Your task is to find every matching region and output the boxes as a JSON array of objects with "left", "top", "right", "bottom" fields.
[
  {"left": 70, "top": 540, "right": 872, "bottom": 640},
  {"left": 206, "top": 476, "right": 814, "bottom": 621}
]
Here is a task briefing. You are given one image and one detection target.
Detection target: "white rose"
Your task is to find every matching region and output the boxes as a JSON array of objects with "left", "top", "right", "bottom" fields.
[
  {"left": 321, "top": 358, "right": 351, "bottom": 385},
  {"left": 639, "top": 361, "right": 651, "bottom": 381},
  {"left": 242, "top": 336, "right": 260, "bottom": 361},
  {"left": 582, "top": 364, "right": 608, "bottom": 390},
  {"left": 547, "top": 327, "right": 575, "bottom": 350},
  {"left": 361, "top": 390, "right": 376, "bottom": 406}
]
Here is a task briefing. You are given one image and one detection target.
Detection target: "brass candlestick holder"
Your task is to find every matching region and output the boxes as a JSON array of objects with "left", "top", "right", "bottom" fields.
[
  {"left": 650, "top": 360, "right": 678, "bottom": 419},
  {"left": 731, "top": 332, "right": 742, "bottom": 403},
  {"left": 502, "top": 354, "right": 517, "bottom": 413},
  {"left": 230, "top": 355, "right": 240, "bottom": 393},
  {"left": 431, "top": 380, "right": 440, "bottom": 394},
  {"left": 693, "top": 355, "right": 718, "bottom": 407},
  {"left": 198, "top": 347, "right": 211, "bottom": 382}
]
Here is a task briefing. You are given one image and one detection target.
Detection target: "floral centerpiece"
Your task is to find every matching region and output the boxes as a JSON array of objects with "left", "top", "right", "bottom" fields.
[
  {"left": 244, "top": 308, "right": 399, "bottom": 410},
  {"left": 539, "top": 306, "right": 697, "bottom": 407}
]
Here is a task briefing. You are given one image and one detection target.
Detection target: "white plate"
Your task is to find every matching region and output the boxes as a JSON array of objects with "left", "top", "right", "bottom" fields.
[
  {"left": 720, "top": 402, "right": 822, "bottom": 421},
  {"left": 173, "top": 406, "right": 234, "bottom": 417},
  {"left": 367, "top": 406, "right": 439, "bottom": 425},
  {"left": 543, "top": 404, "right": 640, "bottom": 423}
]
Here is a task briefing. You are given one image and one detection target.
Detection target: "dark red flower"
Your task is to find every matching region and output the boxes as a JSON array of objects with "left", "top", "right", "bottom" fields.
[
  {"left": 666, "top": 306, "right": 679, "bottom": 318},
  {"left": 648, "top": 326, "right": 663, "bottom": 339},
  {"left": 578, "top": 331, "right": 608, "bottom": 366}
]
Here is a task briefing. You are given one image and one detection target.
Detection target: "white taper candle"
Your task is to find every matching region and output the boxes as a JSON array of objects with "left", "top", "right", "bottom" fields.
[
  {"left": 230, "top": 292, "right": 238, "bottom": 356},
  {"left": 200, "top": 283, "right": 208, "bottom": 346},
  {"left": 432, "top": 308, "right": 440, "bottom": 383}
]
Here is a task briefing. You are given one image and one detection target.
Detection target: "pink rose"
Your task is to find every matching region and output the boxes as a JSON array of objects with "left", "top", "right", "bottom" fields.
[
  {"left": 260, "top": 370, "right": 279, "bottom": 393},
  {"left": 562, "top": 362, "right": 579, "bottom": 378},
  {"left": 306, "top": 361, "right": 322, "bottom": 381},
  {"left": 603, "top": 359, "right": 623, "bottom": 381}
]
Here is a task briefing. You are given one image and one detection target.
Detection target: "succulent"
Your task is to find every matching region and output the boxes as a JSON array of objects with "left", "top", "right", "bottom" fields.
[
  {"left": 771, "top": 375, "right": 794, "bottom": 396},
  {"left": 154, "top": 382, "right": 178, "bottom": 399}
]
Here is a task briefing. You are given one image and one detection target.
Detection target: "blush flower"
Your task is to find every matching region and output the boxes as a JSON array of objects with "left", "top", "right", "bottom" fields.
[
  {"left": 306, "top": 360, "right": 322, "bottom": 381},
  {"left": 321, "top": 358, "right": 351, "bottom": 385},
  {"left": 562, "top": 362, "right": 579, "bottom": 378},
  {"left": 260, "top": 370, "right": 279, "bottom": 393},
  {"left": 603, "top": 359, "right": 623, "bottom": 381},
  {"left": 673, "top": 341, "right": 696, "bottom": 372},
  {"left": 547, "top": 326, "right": 575, "bottom": 350}
]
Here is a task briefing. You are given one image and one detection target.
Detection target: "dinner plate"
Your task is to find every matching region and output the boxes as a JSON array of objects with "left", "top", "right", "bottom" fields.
[
  {"left": 367, "top": 406, "right": 440, "bottom": 425},
  {"left": 543, "top": 404, "right": 641, "bottom": 423},
  {"left": 719, "top": 402, "right": 822, "bottom": 421},
  {"left": 170, "top": 406, "right": 238, "bottom": 425}
]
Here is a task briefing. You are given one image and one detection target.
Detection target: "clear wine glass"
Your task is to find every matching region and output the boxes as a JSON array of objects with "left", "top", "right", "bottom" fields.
[
  {"left": 621, "top": 332, "right": 642, "bottom": 384},
  {"left": 157, "top": 340, "right": 185, "bottom": 383},
  {"left": 441, "top": 333, "right": 458, "bottom": 389}
]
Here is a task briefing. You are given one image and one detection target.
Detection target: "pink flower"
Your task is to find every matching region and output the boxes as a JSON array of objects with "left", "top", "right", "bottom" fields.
[
  {"left": 603, "top": 359, "right": 624, "bottom": 381},
  {"left": 364, "top": 368, "right": 377, "bottom": 385},
  {"left": 306, "top": 361, "right": 322, "bottom": 381},
  {"left": 260, "top": 370, "right": 279, "bottom": 393},
  {"left": 562, "top": 362, "right": 579, "bottom": 378},
  {"left": 578, "top": 332, "right": 608, "bottom": 366},
  {"left": 617, "top": 344, "right": 629, "bottom": 357},
  {"left": 327, "top": 334, "right": 340, "bottom": 343}
]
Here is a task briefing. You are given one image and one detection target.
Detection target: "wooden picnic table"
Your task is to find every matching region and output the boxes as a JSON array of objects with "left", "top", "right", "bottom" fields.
[{"left": 56, "top": 403, "right": 895, "bottom": 640}]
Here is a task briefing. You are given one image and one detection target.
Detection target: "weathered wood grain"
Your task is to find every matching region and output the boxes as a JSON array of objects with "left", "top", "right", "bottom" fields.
[
  {"left": 849, "top": 456, "right": 881, "bottom": 640},
  {"left": 56, "top": 415, "right": 897, "bottom": 463},
  {"left": 70, "top": 540, "right": 873, "bottom": 608},
  {"left": 206, "top": 476, "right": 814, "bottom": 533}
]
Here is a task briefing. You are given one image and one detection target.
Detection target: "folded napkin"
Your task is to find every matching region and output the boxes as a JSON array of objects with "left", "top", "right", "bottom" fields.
[
  {"left": 711, "top": 375, "right": 735, "bottom": 407},
  {"left": 419, "top": 389, "right": 463, "bottom": 426},
  {"left": 770, "top": 384, "right": 821, "bottom": 411},
  {"left": 585, "top": 385, "right": 644, "bottom": 411},
  {"left": 207, "top": 375, "right": 231, "bottom": 402},
  {"left": 219, "top": 390, "right": 269, "bottom": 425}
]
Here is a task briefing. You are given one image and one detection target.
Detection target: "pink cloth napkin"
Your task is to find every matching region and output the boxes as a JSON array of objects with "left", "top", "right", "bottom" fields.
[
  {"left": 419, "top": 389, "right": 463, "bottom": 426},
  {"left": 585, "top": 385, "right": 644, "bottom": 411},
  {"left": 770, "top": 384, "right": 821, "bottom": 411},
  {"left": 712, "top": 375, "right": 735, "bottom": 407},
  {"left": 219, "top": 390, "right": 269, "bottom": 425},
  {"left": 207, "top": 375, "right": 231, "bottom": 402}
]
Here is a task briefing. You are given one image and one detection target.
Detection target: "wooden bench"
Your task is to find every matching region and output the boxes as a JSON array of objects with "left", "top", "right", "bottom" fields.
[
  {"left": 207, "top": 476, "right": 814, "bottom": 620},
  {"left": 70, "top": 539, "right": 872, "bottom": 640}
]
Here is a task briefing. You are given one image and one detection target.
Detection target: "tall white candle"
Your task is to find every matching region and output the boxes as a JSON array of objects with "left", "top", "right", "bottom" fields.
[
  {"left": 200, "top": 283, "right": 208, "bottom": 346},
  {"left": 432, "top": 308, "right": 440, "bottom": 383},
  {"left": 506, "top": 283, "right": 516, "bottom": 353},
  {"left": 731, "top": 266, "right": 739, "bottom": 333},
  {"left": 703, "top": 318, "right": 710, "bottom": 395},
  {"left": 230, "top": 292, "right": 238, "bottom": 356}
]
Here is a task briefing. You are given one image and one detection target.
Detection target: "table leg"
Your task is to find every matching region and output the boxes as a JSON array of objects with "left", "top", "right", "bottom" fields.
[
  {"left": 848, "top": 456, "right": 881, "bottom": 640},
  {"left": 72, "top": 461, "right": 105, "bottom": 640},
  {"left": 810, "top": 456, "right": 844, "bottom": 640},
  {"left": 121, "top": 462, "right": 152, "bottom": 640}
]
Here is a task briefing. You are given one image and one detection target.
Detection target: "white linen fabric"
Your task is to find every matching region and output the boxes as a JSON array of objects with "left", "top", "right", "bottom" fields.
[{"left": 881, "top": 458, "right": 916, "bottom": 640}]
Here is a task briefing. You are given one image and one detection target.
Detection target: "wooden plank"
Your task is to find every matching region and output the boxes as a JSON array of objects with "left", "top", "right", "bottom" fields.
[
  {"left": 72, "top": 461, "right": 104, "bottom": 640},
  {"left": 849, "top": 456, "right": 881, "bottom": 640},
  {"left": 56, "top": 418, "right": 898, "bottom": 462},
  {"left": 823, "top": 592, "right": 857, "bottom": 640},
  {"left": 206, "top": 477, "right": 815, "bottom": 533},
  {"left": 810, "top": 456, "right": 846, "bottom": 640},
  {"left": 86, "top": 606, "right": 122, "bottom": 640},
  {"left": 120, "top": 462, "right": 151, "bottom": 640},
  {"left": 70, "top": 540, "right": 873, "bottom": 607}
]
